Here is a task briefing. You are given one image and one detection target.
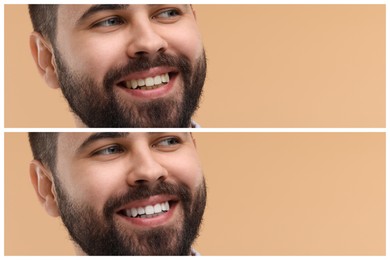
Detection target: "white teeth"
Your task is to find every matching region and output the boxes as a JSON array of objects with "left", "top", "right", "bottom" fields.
[
  {"left": 161, "top": 202, "right": 167, "bottom": 211},
  {"left": 145, "top": 77, "right": 154, "bottom": 87},
  {"left": 131, "top": 208, "right": 138, "bottom": 217},
  {"left": 161, "top": 201, "right": 170, "bottom": 211},
  {"left": 154, "top": 203, "right": 162, "bottom": 213},
  {"left": 125, "top": 201, "right": 169, "bottom": 218},
  {"left": 137, "top": 207, "right": 145, "bottom": 215},
  {"left": 130, "top": 79, "right": 138, "bottom": 89},
  {"left": 154, "top": 75, "right": 162, "bottom": 85},
  {"left": 125, "top": 201, "right": 170, "bottom": 218},
  {"left": 137, "top": 79, "right": 145, "bottom": 87},
  {"left": 125, "top": 73, "right": 170, "bottom": 89},
  {"left": 145, "top": 205, "right": 154, "bottom": 215}
]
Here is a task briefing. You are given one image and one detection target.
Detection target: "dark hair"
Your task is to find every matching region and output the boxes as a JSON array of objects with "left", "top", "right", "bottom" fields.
[
  {"left": 28, "top": 133, "right": 59, "bottom": 172},
  {"left": 28, "top": 4, "right": 59, "bottom": 43}
]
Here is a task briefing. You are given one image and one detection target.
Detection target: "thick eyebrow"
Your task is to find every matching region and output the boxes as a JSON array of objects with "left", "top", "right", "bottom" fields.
[
  {"left": 76, "top": 4, "right": 129, "bottom": 24},
  {"left": 77, "top": 132, "right": 129, "bottom": 153}
]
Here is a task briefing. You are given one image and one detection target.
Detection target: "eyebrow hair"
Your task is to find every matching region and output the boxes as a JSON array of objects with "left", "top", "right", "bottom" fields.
[
  {"left": 77, "top": 132, "right": 129, "bottom": 153},
  {"left": 77, "top": 4, "right": 129, "bottom": 24}
]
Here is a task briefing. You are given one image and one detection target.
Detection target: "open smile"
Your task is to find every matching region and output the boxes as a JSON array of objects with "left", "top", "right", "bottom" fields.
[
  {"left": 116, "top": 196, "right": 179, "bottom": 227},
  {"left": 115, "top": 68, "right": 179, "bottom": 99},
  {"left": 117, "top": 68, "right": 178, "bottom": 91},
  {"left": 123, "top": 73, "right": 170, "bottom": 90}
]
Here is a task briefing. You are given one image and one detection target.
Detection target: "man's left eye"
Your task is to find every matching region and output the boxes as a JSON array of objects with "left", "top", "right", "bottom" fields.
[
  {"left": 154, "top": 9, "right": 181, "bottom": 19},
  {"left": 94, "top": 145, "right": 124, "bottom": 155},
  {"left": 155, "top": 137, "right": 181, "bottom": 147},
  {"left": 93, "top": 17, "right": 124, "bottom": 27}
]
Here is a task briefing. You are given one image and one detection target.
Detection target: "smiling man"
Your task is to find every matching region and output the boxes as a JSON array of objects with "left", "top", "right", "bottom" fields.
[
  {"left": 28, "top": 132, "right": 207, "bottom": 255},
  {"left": 29, "top": 5, "right": 207, "bottom": 127}
]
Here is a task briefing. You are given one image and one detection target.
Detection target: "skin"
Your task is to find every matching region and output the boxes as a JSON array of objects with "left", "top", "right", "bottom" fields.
[
  {"left": 30, "top": 5, "right": 204, "bottom": 127},
  {"left": 30, "top": 132, "right": 205, "bottom": 255}
]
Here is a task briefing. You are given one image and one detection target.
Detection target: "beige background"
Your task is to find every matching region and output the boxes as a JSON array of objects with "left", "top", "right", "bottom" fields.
[
  {"left": 5, "top": 132, "right": 385, "bottom": 255},
  {"left": 4, "top": 5, "right": 385, "bottom": 128}
]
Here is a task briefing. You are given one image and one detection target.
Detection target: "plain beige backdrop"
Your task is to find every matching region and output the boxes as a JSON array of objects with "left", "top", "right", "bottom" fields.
[
  {"left": 5, "top": 132, "right": 385, "bottom": 255},
  {"left": 4, "top": 5, "right": 385, "bottom": 127}
]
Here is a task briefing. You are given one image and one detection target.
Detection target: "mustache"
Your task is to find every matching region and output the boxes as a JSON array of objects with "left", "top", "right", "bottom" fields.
[
  {"left": 103, "top": 182, "right": 192, "bottom": 218},
  {"left": 103, "top": 53, "right": 192, "bottom": 90}
]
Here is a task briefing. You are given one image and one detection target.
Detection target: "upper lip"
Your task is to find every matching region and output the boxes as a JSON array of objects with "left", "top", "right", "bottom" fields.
[
  {"left": 117, "top": 67, "right": 178, "bottom": 84},
  {"left": 116, "top": 195, "right": 178, "bottom": 213}
]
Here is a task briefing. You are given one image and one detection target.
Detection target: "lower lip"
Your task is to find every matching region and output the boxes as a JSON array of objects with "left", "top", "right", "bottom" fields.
[
  {"left": 117, "top": 74, "right": 177, "bottom": 100},
  {"left": 117, "top": 203, "right": 178, "bottom": 228}
]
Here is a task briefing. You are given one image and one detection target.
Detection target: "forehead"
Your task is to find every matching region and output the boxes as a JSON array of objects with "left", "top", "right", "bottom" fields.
[{"left": 58, "top": 4, "right": 125, "bottom": 18}]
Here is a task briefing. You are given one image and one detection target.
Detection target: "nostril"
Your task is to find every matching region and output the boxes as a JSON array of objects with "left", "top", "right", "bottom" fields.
[
  {"left": 134, "top": 51, "right": 149, "bottom": 57},
  {"left": 135, "top": 179, "right": 148, "bottom": 185}
]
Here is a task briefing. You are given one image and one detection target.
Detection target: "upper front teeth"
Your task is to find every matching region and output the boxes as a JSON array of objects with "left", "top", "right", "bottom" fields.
[
  {"left": 126, "top": 73, "right": 170, "bottom": 89},
  {"left": 125, "top": 201, "right": 170, "bottom": 218}
]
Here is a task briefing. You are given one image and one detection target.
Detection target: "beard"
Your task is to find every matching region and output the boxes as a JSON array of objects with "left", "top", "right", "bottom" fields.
[
  {"left": 52, "top": 48, "right": 207, "bottom": 128},
  {"left": 52, "top": 176, "right": 207, "bottom": 256}
]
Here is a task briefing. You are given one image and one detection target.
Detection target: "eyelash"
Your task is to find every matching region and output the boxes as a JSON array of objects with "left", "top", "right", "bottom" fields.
[
  {"left": 92, "top": 145, "right": 124, "bottom": 156},
  {"left": 153, "top": 8, "right": 182, "bottom": 20},
  {"left": 92, "top": 16, "right": 124, "bottom": 28},
  {"left": 153, "top": 137, "right": 181, "bottom": 148}
]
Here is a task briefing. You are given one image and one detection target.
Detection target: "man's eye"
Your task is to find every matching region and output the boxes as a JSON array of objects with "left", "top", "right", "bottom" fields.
[
  {"left": 93, "top": 145, "right": 124, "bottom": 155},
  {"left": 155, "top": 137, "right": 181, "bottom": 147},
  {"left": 93, "top": 17, "right": 124, "bottom": 27},
  {"left": 154, "top": 9, "right": 181, "bottom": 20}
]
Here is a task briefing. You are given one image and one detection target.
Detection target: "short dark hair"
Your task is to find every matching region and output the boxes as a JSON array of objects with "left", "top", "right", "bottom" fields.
[
  {"left": 28, "top": 133, "right": 59, "bottom": 172},
  {"left": 28, "top": 4, "right": 59, "bottom": 43}
]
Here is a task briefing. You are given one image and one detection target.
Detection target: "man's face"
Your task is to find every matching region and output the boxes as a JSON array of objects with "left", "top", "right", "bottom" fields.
[
  {"left": 52, "top": 5, "right": 206, "bottom": 127},
  {"left": 51, "top": 132, "right": 206, "bottom": 255}
]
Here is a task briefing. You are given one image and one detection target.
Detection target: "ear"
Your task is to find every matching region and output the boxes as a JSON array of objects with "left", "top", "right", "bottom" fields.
[
  {"left": 29, "top": 160, "right": 60, "bottom": 217},
  {"left": 29, "top": 32, "right": 61, "bottom": 89}
]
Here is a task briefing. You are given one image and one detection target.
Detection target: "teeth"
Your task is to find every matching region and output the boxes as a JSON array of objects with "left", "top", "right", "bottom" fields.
[
  {"left": 154, "top": 75, "right": 162, "bottom": 85},
  {"left": 130, "top": 208, "right": 138, "bottom": 217},
  {"left": 145, "top": 77, "right": 154, "bottom": 87},
  {"left": 125, "top": 73, "right": 170, "bottom": 89},
  {"left": 137, "top": 79, "right": 145, "bottom": 87},
  {"left": 137, "top": 207, "right": 145, "bottom": 215},
  {"left": 124, "top": 201, "right": 170, "bottom": 218},
  {"left": 154, "top": 203, "right": 162, "bottom": 213}
]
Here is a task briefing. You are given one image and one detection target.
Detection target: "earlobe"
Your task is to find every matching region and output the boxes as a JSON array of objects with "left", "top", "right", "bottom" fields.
[
  {"left": 30, "top": 160, "right": 60, "bottom": 217},
  {"left": 29, "top": 32, "right": 60, "bottom": 89}
]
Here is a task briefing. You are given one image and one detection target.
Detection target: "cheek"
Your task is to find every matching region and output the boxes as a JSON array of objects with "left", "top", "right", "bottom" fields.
[
  {"left": 162, "top": 151, "right": 203, "bottom": 190},
  {"left": 58, "top": 32, "right": 129, "bottom": 80},
  {"left": 163, "top": 23, "right": 203, "bottom": 62},
  {"left": 58, "top": 161, "right": 129, "bottom": 212}
]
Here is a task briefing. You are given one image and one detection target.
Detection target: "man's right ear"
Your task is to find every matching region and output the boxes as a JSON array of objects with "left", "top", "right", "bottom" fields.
[
  {"left": 29, "top": 160, "right": 60, "bottom": 217},
  {"left": 29, "top": 32, "right": 60, "bottom": 89}
]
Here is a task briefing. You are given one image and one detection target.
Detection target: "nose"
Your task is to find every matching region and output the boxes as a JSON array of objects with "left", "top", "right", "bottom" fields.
[
  {"left": 126, "top": 18, "right": 168, "bottom": 58},
  {"left": 126, "top": 149, "right": 168, "bottom": 186}
]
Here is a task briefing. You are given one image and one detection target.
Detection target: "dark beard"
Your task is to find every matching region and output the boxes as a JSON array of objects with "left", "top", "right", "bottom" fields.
[
  {"left": 53, "top": 48, "right": 206, "bottom": 128},
  {"left": 52, "top": 176, "right": 207, "bottom": 256}
]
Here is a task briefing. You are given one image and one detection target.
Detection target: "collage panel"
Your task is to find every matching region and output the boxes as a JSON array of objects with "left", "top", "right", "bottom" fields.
[
  {"left": 5, "top": 132, "right": 385, "bottom": 255},
  {"left": 2, "top": 2, "right": 386, "bottom": 258},
  {"left": 4, "top": 4, "right": 385, "bottom": 128}
]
